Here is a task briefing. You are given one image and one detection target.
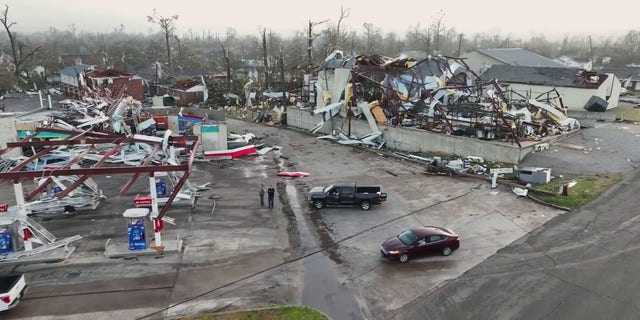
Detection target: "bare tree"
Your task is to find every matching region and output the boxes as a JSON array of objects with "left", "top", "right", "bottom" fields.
[
  {"left": 278, "top": 44, "right": 285, "bottom": 84},
  {"left": 217, "top": 37, "right": 231, "bottom": 92},
  {"left": 430, "top": 10, "right": 445, "bottom": 52},
  {"left": 362, "top": 22, "right": 381, "bottom": 54},
  {"left": 261, "top": 28, "right": 269, "bottom": 90},
  {"left": 147, "top": 9, "right": 178, "bottom": 68},
  {"left": 328, "top": 6, "right": 350, "bottom": 53},
  {"left": 1, "top": 4, "right": 40, "bottom": 78},
  {"left": 406, "top": 23, "right": 432, "bottom": 53},
  {"left": 618, "top": 30, "right": 640, "bottom": 65},
  {"left": 174, "top": 34, "right": 183, "bottom": 64},
  {"left": 307, "top": 19, "right": 328, "bottom": 66}
]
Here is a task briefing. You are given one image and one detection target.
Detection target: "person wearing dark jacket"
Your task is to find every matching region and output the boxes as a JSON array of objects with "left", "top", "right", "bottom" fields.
[
  {"left": 259, "top": 186, "right": 265, "bottom": 207},
  {"left": 267, "top": 186, "right": 275, "bottom": 208}
]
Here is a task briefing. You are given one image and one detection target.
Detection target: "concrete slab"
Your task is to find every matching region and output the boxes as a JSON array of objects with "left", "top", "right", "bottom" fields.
[
  {"left": 104, "top": 238, "right": 183, "bottom": 258},
  {"left": 0, "top": 118, "right": 568, "bottom": 320},
  {"left": 0, "top": 245, "right": 76, "bottom": 266}
]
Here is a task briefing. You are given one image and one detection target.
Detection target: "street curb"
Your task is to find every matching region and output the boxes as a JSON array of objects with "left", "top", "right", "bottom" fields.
[
  {"left": 168, "top": 305, "right": 331, "bottom": 320},
  {"left": 526, "top": 194, "right": 572, "bottom": 212}
]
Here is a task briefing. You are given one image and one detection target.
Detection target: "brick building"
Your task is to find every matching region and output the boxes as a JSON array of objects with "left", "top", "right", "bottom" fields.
[
  {"left": 85, "top": 68, "right": 145, "bottom": 101},
  {"left": 154, "top": 76, "right": 208, "bottom": 105}
]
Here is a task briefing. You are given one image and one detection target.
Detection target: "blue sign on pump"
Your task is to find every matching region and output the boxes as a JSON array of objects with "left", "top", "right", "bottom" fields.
[
  {"left": 0, "top": 226, "right": 13, "bottom": 254},
  {"left": 156, "top": 180, "right": 167, "bottom": 197},
  {"left": 127, "top": 218, "right": 147, "bottom": 250}
]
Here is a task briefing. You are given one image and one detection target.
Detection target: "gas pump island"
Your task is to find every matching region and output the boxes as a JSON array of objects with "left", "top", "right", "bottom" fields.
[
  {"left": 0, "top": 127, "right": 198, "bottom": 260},
  {"left": 124, "top": 208, "right": 149, "bottom": 250},
  {"left": 104, "top": 176, "right": 183, "bottom": 258}
]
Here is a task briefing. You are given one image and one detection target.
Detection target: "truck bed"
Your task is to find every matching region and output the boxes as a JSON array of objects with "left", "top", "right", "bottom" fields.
[
  {"left": 0, "top": 275, "right": 21, "bottom": 292},
  {"left": 356, "top": 186, "right": 381, "bottom": 194}
]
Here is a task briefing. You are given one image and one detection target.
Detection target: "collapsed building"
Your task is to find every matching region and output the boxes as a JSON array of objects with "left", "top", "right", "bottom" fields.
[
  {"left": 313, "top": 51, "right": 580, "bottom": 145},
  {"left": 285, "top": 51, "right": 580, "bottom": 161}
]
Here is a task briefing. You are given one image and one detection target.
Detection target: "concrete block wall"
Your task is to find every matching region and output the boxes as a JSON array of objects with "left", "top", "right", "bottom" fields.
[
  {"left": 0, "top": 117, "right": 20, "bottom": 158},
  {"left": 286, "top": 107, "right": 529, "bottom": 164}
]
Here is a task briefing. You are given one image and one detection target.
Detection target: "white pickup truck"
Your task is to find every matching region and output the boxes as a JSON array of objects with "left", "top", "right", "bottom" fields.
[{"left": 0, "top": 274, "right": 27, "bottom": 312}]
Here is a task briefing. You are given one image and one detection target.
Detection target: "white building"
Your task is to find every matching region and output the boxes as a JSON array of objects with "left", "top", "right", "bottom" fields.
[
  {"left": 59, "top": 64, "right": 93, "bottom": 98},
  {"left": 464, "top": 48, "right": 564, "bottom": 74},
  {"left": 482, "top": 65, "right": 622, "bottom": 111}
]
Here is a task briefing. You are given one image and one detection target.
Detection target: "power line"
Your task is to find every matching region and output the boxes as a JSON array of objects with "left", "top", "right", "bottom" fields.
[{"left": 136, "top": 188, "right": 475, "bottom": 319}]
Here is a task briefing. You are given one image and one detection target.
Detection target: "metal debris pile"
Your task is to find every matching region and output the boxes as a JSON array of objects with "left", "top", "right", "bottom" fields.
[{"left": 307, "top": 51, "right": 581, "bottom": 148}]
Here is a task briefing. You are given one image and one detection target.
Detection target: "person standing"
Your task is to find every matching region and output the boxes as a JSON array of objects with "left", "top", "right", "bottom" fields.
[
  {"left": 259, "top": 186, "right": 265, "bottom": 207},
  {"left": 267, "top": 186, "right": 275, "bottom": 208}
]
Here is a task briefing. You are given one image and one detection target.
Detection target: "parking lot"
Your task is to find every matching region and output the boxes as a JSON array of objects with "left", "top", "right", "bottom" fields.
[{"left": 0, "top": 118, "right": 563, "bottom": 320}]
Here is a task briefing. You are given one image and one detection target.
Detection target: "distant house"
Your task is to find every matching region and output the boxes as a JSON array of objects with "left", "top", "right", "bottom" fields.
[
  {"left": 600, "top": 66, "right": 640, "bottom": 91},
  {"left": 399, "top": 50, "right": 428, "bottom": 59},
  {"left": 32, "top": 66, "right": 45, "bottom": 77},
  {"left": 464, "top": 48, "right": 564, "bottom": 74},
  {"left": 59, "top": 54, "right": 105, "bottom": 67},
  {"left": 154, "top": 76, "right": 208, "bottom": 104},
  {"left": 85, "top": 68, "right": 145, "bottom": 101},
  {"left": 59, "top": 64, "right": 93, "bottom": 98},
  {"left": 0, "top": 52, "right": 8, "bottom": 66},
  {"left": 482, "top": 65, "right": 622, "bottom": 111},
  {"left": 209, "top": 70, "right": 229, "bottom": 80}
]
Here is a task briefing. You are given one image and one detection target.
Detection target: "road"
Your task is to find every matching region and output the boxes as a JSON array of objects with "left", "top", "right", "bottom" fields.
[
  {"left": 397, "top": 166, "right": 640, "bottom": 320},
  {"left": 4, "top": 116, "right": 635, "bottom": 320},
  {"left": 0, "top": 118, "right": 564, "bottom": 320}
]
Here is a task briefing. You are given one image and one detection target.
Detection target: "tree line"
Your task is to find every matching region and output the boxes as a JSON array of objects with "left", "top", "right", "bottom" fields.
[{"left": 1, "top": 4, "right": 639, "bottom": 93}]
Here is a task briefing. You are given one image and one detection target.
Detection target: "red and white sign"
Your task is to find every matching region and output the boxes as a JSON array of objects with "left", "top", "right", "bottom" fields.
[{"left": 134, "top": 195, "right": 152, "bottom": 206}]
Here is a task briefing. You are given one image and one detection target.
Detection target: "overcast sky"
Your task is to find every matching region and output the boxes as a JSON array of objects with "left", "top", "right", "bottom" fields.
[{"left": 2, "top": 0, "right": 639, "bottom": 40}]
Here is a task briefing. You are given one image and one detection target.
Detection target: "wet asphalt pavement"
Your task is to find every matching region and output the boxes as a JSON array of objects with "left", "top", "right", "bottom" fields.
[
  {"left": 397, "top": 121, "right": 640, "bottom": 320},
  {"left": 278, "top": 155, "right": 365, "bottom": 320},
  {"left": 520, "top": 122, "right": 640, "bottom": 174},
  {"left": 1, "top": 110, "right": 635, "bottom": 320}
]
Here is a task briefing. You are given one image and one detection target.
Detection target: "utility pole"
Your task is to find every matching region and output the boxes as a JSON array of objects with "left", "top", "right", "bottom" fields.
[
  {"left": 588, "top": 35, "right": 594, "bottom": 69},
  {"left": 306, "top": 19, "right": 328, "bottom": 67},
  {"left": 154, "top": 62, "right": 159, "bottom": 96},
  {"left": 457, "top": 34, "right": 463, "bottom": 57},
  {"left": 261, "top": 28, "right": 270, "bottom": 90},
  {"left": 307, "top": 20, "right": 313, "bottom": 66}
]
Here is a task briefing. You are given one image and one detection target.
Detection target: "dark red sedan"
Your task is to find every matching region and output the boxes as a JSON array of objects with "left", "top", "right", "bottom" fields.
[{"left": 380, "top": 226, "right": 460, "bottom": 263}]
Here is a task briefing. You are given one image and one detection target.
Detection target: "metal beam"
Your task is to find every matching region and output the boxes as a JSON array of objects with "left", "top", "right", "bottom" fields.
[
  {"left": 7, "top": 137, "right": 131, "bottom": 148},
  {"left": 55, "top": 138, "right": 132, "bottom": 199},
  {"left": 25, "top": 177, "right": 52, "bottom": 201},
  {"left": 5, "top": 134, "right": 194, "bottom": 148},
  {"left": 35, "top": 127, "right": 122, "bottom": 138},
  {"left": 119, "top": 144, "right": 160, "bottom": 196},
  {"left": 0, "top": 164, "right": 189, "bottom": 180},
  {"left": 8, "top": 147, "right": 56, "bottom": 172},
  {"left": 158, "top": 136, "right": 200, "bottom": 219},
  {"left": 158, "top": 169, "right": 190, "bottom": 219},
  {"left": 5, "top": 132, "right": 123, "bottom": 174},
  {"left": 23, "top": 144, "right": 97, "bottom": 200},
  {"left": 0, "top": 131, "right": 39, "bottom": 156},
  {"left": 187, "top": 136, "right": 200, "bottom": 171},
  {"left": 67, "top": 144, "right": 97, "bottom": 166}
]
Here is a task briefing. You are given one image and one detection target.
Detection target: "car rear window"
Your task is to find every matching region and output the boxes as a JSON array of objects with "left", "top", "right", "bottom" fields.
[{"left": 435, "top": 227, "right": 454, "bottom": 235}]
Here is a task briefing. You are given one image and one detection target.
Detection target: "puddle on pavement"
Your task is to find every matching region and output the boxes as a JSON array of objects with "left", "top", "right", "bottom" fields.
[
  {"left": 301, "top": 253, "right": 365, "bottom": 320},
  {"left": 277, "top": 153, "right": 365, "bottom": 320}
]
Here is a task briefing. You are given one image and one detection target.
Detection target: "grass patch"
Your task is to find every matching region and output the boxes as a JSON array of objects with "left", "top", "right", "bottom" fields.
[
  {"left": 530, "top": 173, "right": 623, "bottom": 209},
  {"left": 613, "top": 102, "right": 640, "bottom": 122},
  {"left": 176, "top": 306, "right": 328, "bottom": 320}
]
